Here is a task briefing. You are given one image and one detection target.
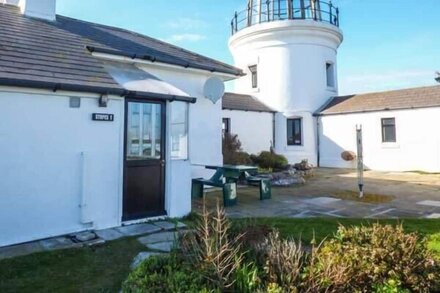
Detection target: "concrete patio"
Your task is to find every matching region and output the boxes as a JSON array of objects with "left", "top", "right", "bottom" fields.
[{"left": 193, "top": 168, "right": 440, "bottom": 219}]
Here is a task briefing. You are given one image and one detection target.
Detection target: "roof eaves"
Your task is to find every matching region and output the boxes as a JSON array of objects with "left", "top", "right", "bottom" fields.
[{"left": 86, "top": 46, "right": 244, "bottom": 77}]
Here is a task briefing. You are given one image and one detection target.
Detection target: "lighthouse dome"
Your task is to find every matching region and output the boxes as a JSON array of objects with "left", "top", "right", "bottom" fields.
[{"left": 231, "top": 0, "right": 339, "bottom": 34}]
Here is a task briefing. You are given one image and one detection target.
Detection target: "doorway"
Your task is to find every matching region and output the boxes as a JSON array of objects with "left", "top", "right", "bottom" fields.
[{"left": 123, "top": 99, "right": 166, "bottom": 221}]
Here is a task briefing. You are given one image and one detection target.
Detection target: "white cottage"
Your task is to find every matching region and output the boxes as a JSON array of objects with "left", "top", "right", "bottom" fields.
[
  {"left": 0, "top": 0, "right": 242, "bottom": 247},
  {"left": 224, "top": 0, "right": 440, "bottom": 173}
]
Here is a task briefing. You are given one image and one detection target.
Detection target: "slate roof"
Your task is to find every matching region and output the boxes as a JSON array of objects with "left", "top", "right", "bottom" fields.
[
  {"left": 0, "top": 4, "right": 242, "bottom": 95},
  {"left": 317, "top": 85, "right": 440, "bottom": 115},
  {"left": 222, "top": 92, "right": 275, "bottom": 112}
]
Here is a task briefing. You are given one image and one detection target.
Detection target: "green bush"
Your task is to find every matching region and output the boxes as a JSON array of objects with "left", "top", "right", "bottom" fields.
[
  {"left": 252, "top": 151, "right": 288, "bottom": 170},
  {"left": 122, "top": 253, "right": 210, "bottom": 293},
  {"left": 304, "top": 224, "right": 440, "bottom": 292},
  {"left": 222, "top": 133, "right": 252, "bottom": 165}
]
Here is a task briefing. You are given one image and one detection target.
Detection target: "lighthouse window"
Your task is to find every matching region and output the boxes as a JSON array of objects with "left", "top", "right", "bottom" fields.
[
  {"left": 249, "top": 65, "right": 258, "bottom": 88},
  {"left": 287, "top": 118, "right": 303, "bottom": 146},
  {"left": 326, "top": 62, "right": 335, "bottom": 88}
]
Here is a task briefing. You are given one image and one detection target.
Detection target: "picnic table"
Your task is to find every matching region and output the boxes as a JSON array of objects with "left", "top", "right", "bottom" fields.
[{"left": 192, "top": 165, "right": 271, "bottom": 207}]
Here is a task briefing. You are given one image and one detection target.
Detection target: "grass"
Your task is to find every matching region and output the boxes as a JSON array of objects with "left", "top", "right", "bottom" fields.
[{"left": 0, "top": 218, "right": 439, "bottom": 292}]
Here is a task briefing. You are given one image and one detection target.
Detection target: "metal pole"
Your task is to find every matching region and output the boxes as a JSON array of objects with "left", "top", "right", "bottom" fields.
[{"left": 356, "top": 125, "right": 364, "bottom": 198}]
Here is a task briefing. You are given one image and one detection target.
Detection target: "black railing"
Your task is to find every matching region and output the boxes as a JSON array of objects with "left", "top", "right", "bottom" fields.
[{"left": 231, "top": 0, "right": 339, "bottom": 35}]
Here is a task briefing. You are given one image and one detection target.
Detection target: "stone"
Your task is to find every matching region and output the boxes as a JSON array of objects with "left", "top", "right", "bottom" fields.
[
  {"left": 72, "top": 231, "right": 96, "bottom": 242},
  {"left": 95, "top": 228, "right": 125, "bottom": 241},
  {"left": 425, "top": 213, "right": 440, "bottom": 219},
  {"left": 138, "top": 231, "right": 178, "bottom": 245},
  {"left": 39, "top": 237, "right": 80, "bottom": 251},
  {"left": 0, "top": 242, "right": 44, "bottom": 260},
  {"left": 341, "top": 151, "right": 356, "bottom": 161},
  {"left": 82, "top": 238, "right": 106, "bottom": 247},
  {"left": 148, "top": 241, "right": 175, "bottom": 252},
  {"left": 131, "top": 252, "right": 163, "bottom": 270},
  {"left": 153, "top": 221, "right": 177, "bottom": 231},
  {"left": 115, "top": 223, "right": 161, "bottom": 237}
]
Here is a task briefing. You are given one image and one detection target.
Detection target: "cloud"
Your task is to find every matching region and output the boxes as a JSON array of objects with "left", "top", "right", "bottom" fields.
[
  {"left": 339, "top": 69, "right": 437, "bottom": 95},
  {"left": 165, "top": 18, "right": 208, "bottom": 31},
  {"left": 163, "top": 33, "right": 207, "bottom": 44}
]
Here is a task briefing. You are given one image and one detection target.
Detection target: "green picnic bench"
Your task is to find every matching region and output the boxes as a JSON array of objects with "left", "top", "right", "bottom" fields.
[{"left": 192, "top": 165, "right": 271, "bottom": 207}]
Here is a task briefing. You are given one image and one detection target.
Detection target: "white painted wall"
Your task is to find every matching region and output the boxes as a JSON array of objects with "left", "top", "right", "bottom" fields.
[
  {"left": 0, "top": 91, "right": 124, "bottom": 247},
  {"left": 229, "top": 20, "right": 343, "bottom": 165},
  {"left": 140, "top": 65, "right": 224, "bottom": 179},
  {"left": 319, "top": 108, "right": 440, "bottom": 172},
  {"left": 222, "top": 109, "right": 273, "bottom": 155}
]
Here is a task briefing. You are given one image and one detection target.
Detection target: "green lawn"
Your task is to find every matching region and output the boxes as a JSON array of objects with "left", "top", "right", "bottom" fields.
[{"left": 0, "top": 219, "right": 438, "bottom": 292}]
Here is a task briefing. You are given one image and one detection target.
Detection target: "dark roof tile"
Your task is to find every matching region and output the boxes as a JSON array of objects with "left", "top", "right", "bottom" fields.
[{"left": 223, "top": 92, "right": 275, "bottom": 113}]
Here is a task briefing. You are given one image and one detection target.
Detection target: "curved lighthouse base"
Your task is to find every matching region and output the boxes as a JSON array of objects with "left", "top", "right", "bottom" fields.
[{"left": 274, "top": 112, "right": 318, "bottom": 166}]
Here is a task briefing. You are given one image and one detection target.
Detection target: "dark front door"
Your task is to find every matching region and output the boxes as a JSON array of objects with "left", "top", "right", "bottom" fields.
[{"left": 123, "top": 99, "right": 166, "bottom": 221}]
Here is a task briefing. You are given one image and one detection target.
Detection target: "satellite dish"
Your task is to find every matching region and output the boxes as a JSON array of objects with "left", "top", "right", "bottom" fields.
[{"left": 203, "top": 77, "right": 225, "bottom": 104}]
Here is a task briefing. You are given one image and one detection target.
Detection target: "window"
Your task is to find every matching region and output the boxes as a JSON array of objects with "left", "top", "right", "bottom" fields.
[
  {"left": 287, "top": 118, "right": 302, "bottom": 146},
  {"left": 326, "top": 62, "right": 335, "bottom": 88},
  {"left": 170, "top": 102, "right": 188, "bottom": 160},
  {"left": 249, "top": 65, "right": 258, "bottom": 88},
  {"left": 381, "top": 118, "right": 396, "bottom": 143},
  {"left": 222, "top": 118, "right": 231, "bottom": 135}
]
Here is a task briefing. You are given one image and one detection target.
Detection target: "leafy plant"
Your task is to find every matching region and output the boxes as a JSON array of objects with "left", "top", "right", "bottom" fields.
[
  {"left": 222, "top": 133, "right": 252, "bottom": 165},
  {"left": 122, "top": 253, "right": 209, "bottom": 293},
  {"left": 233, "top": 261, "right": 261, "bottom": 293},
  {"left": 252, "top": 151, "right": 288, "bottom": 170},
  {"left": 181, "top": 200, "right": 245, "bottom": 290}
]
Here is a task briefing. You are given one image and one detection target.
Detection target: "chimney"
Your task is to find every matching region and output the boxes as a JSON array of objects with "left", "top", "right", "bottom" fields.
[{"left": 3, "top": 0, "right": 56, "bottom": 21}]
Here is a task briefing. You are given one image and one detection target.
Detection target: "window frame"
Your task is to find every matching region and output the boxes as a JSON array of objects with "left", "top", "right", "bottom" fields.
[
  {"left": 249, "top": 65, "right": 258, "bottom": 89},
  {"left": 222, "top": 118, "right": 231, "bottom": 135},
  {"left": 326, "top": 62, "right": 335, "bottom": 88},
  {"left": 170, "top": 101, "right": 189, "bottom": 161},
  {"left": 381, "top": 117, "right": 397, "bottom": 143},
  {"left": 287, "top": 117, "right": 303, "bottom": 146}
]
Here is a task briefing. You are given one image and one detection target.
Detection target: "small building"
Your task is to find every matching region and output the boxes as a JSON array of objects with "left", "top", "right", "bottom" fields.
[
  {"left": 222, "top": 93, "right": 275, "bottom": 154},
  {"left": 317, "top": 86, "right": 440, "bottom": 172},
  {"left": 0, "top": 0, "right": 242, "bottom": 247}
]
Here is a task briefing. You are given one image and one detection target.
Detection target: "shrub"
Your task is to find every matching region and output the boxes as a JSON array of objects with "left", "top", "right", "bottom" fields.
[
  {"left": 256, "top": 231, "right": 304, "bottom": 292},
  {"left": 252, "top": 151, "right": 288, "bottom": 170},
  {"left": 181, "top": 201, "right": 245, "bottom": 290},
  {"left": 304, "top": 224, "right": 440, "bottom": 292},
  {"left": 122, "top": 253, "right": 209, "bottom": 293},
  {"left": 222, "top": 133, "right": 252, "bottom": 165}
]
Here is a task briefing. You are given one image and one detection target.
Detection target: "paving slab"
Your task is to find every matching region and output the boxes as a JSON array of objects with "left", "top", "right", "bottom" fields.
[
  {"left": 95, "top": 228, "right": 125, "bottom": 241},
  {"left": 0, "top": 242, "right": 44, "bottom": 260},
  {"left": 303, "top": 197, "right": 341, "bottom": 206},
  {"left": 138, "top": 231, "right": 178, "bottom": 245},
  {"left": 417, "top": 200, "right": 440, "bottom": 208},
  {"left": 153, "top": 221, "right": 178, "bottom": 231},
  {"left": 148, "top": 241, "right": 175, "bottom": 252},
  {"left": 131, "top": 252, "right": 163, "bottom": 270},
  {"left": 426, "top": 213, "right": 440, "bottom": 219},
  {"left": 115, "top": 223, "right": 161, "bottom": 237},
  {"left": 39, "top": 237, "right": 80, "bottom": 251}
]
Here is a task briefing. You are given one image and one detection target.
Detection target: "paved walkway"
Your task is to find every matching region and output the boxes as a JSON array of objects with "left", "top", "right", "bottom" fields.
[
  {"left": 193, "top": 168, "right": 440, "bottom": 219},
  {"left": 0, "top": 220, "right": 186, "bottom": 261}
]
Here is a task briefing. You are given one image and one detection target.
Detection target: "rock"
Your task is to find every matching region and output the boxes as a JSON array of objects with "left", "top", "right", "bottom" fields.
[
  {"left": 341, "top": 151, "right": 356, "bottom": 161},
  {"left": 72, "top": 231, "right": 96, "bottom": 242},
  {"left": 131, "top": 252, "right": 162, "bottom": 270}
]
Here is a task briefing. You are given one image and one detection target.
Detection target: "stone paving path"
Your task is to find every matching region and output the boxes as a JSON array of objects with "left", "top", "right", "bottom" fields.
[
  {"left": 194, "top": 168, "right": 440, "bottom": 219},
  {"left": 0, "top": 220, "right": 186, "bottom": 261}
]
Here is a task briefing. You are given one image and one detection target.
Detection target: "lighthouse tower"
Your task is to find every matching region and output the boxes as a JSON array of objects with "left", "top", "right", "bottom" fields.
[{"left": 229, "top": 0, "right": 343, "bottom": 165}]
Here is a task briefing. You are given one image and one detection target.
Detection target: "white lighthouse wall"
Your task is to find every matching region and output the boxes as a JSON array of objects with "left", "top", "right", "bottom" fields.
[
  {"left": 229, "top": 20, "right": 343, "bottom": 165},
  {"left": 222, "top": 109, "right": 274, "bottom": 155},
  {"left": 319, "top": 108, "right": 440, "bottom": 172}
]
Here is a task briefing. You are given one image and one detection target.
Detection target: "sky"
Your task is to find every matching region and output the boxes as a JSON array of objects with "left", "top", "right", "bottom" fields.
[{"left": 57, "top": 0, "right": 440, "bottom": 95}]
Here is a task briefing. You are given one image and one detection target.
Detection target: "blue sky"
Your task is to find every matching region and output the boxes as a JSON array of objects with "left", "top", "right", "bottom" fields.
[{"left": 58, "top": 0, "right": 440, "bottom": 95}]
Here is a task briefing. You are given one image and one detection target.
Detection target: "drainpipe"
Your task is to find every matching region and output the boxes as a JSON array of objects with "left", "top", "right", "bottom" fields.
[
  {"left": 316, "top": 117, "right": 321, "bottom": 167},
  {"left": 272, "top": 112, "right": 276, "bottom": 152}
]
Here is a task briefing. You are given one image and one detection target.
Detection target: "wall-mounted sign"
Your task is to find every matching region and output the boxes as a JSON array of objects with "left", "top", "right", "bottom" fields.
[{"left": 92, "top": 113, "right": 114, "bottom": 122}]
